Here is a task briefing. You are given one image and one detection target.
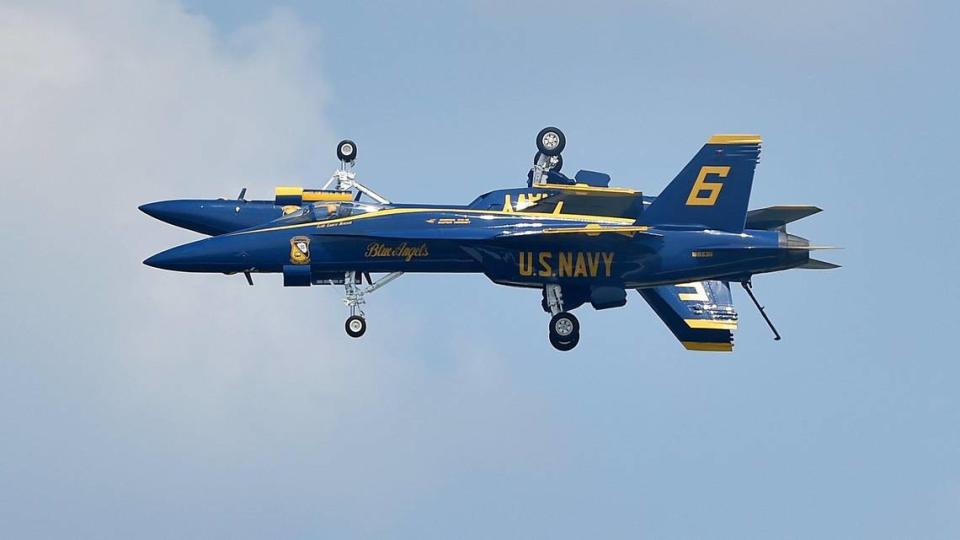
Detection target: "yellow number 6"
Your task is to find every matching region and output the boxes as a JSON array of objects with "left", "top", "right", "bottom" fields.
[{"left": 686, "top": 166, "right": 730, "bottom": 206}]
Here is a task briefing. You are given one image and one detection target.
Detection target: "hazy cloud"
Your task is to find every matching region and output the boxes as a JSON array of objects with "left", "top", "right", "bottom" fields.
[{"left": 0, "top": 2, "right": 566, "bottom": 537}]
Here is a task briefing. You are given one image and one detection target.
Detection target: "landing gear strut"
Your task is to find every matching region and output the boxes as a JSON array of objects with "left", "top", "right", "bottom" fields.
[
  {"left": 544, "top": 284, "right": 580, "bottom": 351},
  {"left": 342, "top": 271, "right": 403, "bottom": 338}
]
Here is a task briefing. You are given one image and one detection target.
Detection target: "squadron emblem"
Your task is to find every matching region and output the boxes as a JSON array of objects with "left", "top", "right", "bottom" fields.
[{"left": 289, "top": 236, "right": 311, "bottom": 264}]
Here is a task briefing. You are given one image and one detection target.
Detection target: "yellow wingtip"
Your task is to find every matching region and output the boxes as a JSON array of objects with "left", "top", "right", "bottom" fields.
[{"left": 681, "top": 341, "right": 734, "bottom": 352}]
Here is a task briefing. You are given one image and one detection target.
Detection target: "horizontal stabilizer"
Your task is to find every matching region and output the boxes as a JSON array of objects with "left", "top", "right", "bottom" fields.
[
  {"left": 800, "top": 258, "right": 841, "bottom": 270},
  {"left": 746, "top": 205, "right": 821, "bottom": 230}
]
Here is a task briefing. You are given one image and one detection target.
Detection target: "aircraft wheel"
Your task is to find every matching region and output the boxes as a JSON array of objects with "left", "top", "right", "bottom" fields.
[
  {"left": 534, "top": 152, "right": 563, "bottom": 172},
  {"left": 345, "top": 315, "right": 366, "bottom": 338},
  {"left": 337, "top": 139, "right": 357, "bottom": 163},
  {"left": 550, "top": 332, "right": 580, "bottom": 351},
  {"left": 536, "top": 126, "right": 566, "bottom": 156},
  {"left": 549, "top": 312, "right": 579, "bottom": 342}
]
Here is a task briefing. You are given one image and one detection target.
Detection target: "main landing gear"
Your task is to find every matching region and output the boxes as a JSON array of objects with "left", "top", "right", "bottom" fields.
[
  {"left": 544, "top": 284, "right": 580, "bottom": 351},
  {"left": 342, "top": 270, "right": 403, "bottom": 338},
  {"left": 530, "top": 126, "right": 566, "bottom": 185}
]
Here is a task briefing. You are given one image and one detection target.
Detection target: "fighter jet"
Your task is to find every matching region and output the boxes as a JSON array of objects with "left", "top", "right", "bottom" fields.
[{"left": 141, "top": 128, "right": 837, "bottom": 351}]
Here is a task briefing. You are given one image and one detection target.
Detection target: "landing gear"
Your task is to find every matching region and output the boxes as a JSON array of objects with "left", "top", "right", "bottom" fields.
[
  {"left": 323, "top": 138, "right": 392, "bottom": 204},
  {"left": 345, "top": 315, "right": 366, "bottom": 338},
  {"left": 536, "top": 126, "right": 566, "bottom": 156},
  {"left": 534, "top": 152, "right": 563, "bottom": 172},
  {"left": 530, "top": 127, "right": 566, "bottom": 186},
  {"left": 544, "top": 284, "right": 581, "bottom": 351},
  {"left": 342, "top": 271, "right": 403, "bottom": 338},
  {"left": 549, "top": 312, "right": 580, "bottom": 351},
  {"left": 336, "top": 139, "right": 357, "bottom": 163}
]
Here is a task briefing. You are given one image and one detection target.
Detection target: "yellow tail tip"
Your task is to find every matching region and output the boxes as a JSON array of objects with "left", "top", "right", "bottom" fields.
[{"left": 708, "top": 134, "right": 762, "bottom": 145}]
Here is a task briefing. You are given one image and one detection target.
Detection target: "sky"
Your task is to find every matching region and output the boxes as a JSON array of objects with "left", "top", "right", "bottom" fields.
[{"left": 1, "top": 0, "right": 958, "bottom": 538}]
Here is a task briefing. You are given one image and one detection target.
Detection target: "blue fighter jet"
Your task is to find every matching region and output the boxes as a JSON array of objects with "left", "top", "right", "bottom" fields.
[{"left": 141, "top": 128, "right": 837, "bottom": 351}]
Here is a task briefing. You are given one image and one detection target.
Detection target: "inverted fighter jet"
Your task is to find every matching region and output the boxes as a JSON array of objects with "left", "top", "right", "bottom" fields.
[{"left": 141, "top": 128, "right": 837, "bottom": 351}]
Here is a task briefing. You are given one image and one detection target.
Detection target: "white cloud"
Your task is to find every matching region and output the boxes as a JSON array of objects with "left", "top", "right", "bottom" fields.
[{"left": 0, "top": 4, "right": 567, "bottom": 536}]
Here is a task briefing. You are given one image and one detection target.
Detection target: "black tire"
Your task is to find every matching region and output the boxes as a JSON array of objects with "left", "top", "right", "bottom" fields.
[
  {"left": 534, "top": 152, "right": 563, "bottom": 172},
  {"left": 536, "top": 127, "right": 566, "bottom": 156},
  {"left": 337, "top": 139, "right": 357, "bottom": 162},
  {"left": 550, "top": 332, "right": 580, "bottom": 351},
  {"left": 549, "top": 312, "right": 579, "bottom": 342},
  {"left": 345, "top": 315, "right": 366, "bottom": 338}
]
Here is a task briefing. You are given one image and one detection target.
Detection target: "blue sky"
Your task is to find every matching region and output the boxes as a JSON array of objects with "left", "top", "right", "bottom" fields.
[{"left": 1, "top": 0, "right": 958, "bottom": 538}]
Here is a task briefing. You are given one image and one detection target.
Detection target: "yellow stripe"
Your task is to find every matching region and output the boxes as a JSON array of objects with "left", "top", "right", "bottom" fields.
[
  {"left": 302, "top": 191, "right": 353, "bottom": 202},
  {"left": 541, "top": 225, "right": 650, "bottom": 235},
  {"left": 684, "top": 319, "right": 738, "bottom": 330},
  {"left": 707, "top": 134, "right": 762, "bottom": 145},
  {"left": 681, "top": 341, "right": 734, "bottom": 352},
  {"left": 539, "top": 183, "right": 638, "bottom": 194},
  {"left": 229, "top": 207, "right": 635, "bottom": 236},
  {"left": 275, "top": 186, "right": 304, "bottom": 197}
]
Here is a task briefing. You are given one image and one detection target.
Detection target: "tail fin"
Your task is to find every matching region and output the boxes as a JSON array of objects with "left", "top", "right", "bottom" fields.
[{"left": 640, "top": 134, "right": 761, "bottom": 232}]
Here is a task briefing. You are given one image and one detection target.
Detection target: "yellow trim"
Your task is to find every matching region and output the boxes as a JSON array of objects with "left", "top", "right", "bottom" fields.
[
  {"left": 681, "top": 341, "right": 734, "bottom": 352},
  {"left": 539, "top": 183, "right": 638, "bottom": 194},
  {"left": 707, "top": 134, "right": 762, "bottom": 145},
  {"left": 228, "top": 207, "right": 635, "bottom": 236},
  {"left": 275, "top": 186, "right": 304, "bottom": 197},
  {"left": 541, "top": 225, "right": 650, "bottom": 235},
  {"left": 685, "top": 165, "right": 729, "bottom": 206},
  {"left": 684, "top": 319, "right": 738, "bottom": 330},
  {"left": 302, "top": 191, "right": 353, "bottom": 202}
]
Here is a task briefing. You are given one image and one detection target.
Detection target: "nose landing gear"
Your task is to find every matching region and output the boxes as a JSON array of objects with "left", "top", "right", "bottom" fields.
[
  {"left": 342, "top": 271, "right": 403, "bottom": 338},
  {"left": 345, "top": 314, "right": 366, "bottom": 338}
]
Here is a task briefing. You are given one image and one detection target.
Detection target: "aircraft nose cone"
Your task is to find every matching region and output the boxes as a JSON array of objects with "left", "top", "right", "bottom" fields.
[
  {"left": 139, "top": 199, "right": 237, "bottom": 236},
  {"left": 139, "top": 200, "right": 198, "bottom": 224},
  {"left": 143, "top": 236, "right": 251, "bottom": 272},
  {"left": 142, "top": 252, "right": 167, "bottom": 269},
  {"left": 143, "top": 243, "right": 203, "bottom": 271}
]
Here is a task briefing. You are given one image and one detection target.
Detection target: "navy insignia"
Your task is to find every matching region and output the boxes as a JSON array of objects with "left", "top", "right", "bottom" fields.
[{"left": 290, "top": 236, "right": 311, "bottom": 264}]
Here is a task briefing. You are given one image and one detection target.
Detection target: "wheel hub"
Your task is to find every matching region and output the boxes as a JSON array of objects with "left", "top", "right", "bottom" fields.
[
  {"left": 554, "top": 318, "right": 574, "bottom": 337},
  {"left": 541, "top": 132, "right": 559, "bottom": 150}
]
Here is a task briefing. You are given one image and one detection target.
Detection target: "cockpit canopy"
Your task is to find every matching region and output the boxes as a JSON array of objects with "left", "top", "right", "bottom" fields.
[{"left": 274, "top": 201, "right": 381, "bottom": 225}]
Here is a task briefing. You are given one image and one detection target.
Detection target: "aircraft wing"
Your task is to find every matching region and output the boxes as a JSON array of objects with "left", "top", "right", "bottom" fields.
[{"left": 637, "top": 281, "right": 738, "bottom": 352}]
